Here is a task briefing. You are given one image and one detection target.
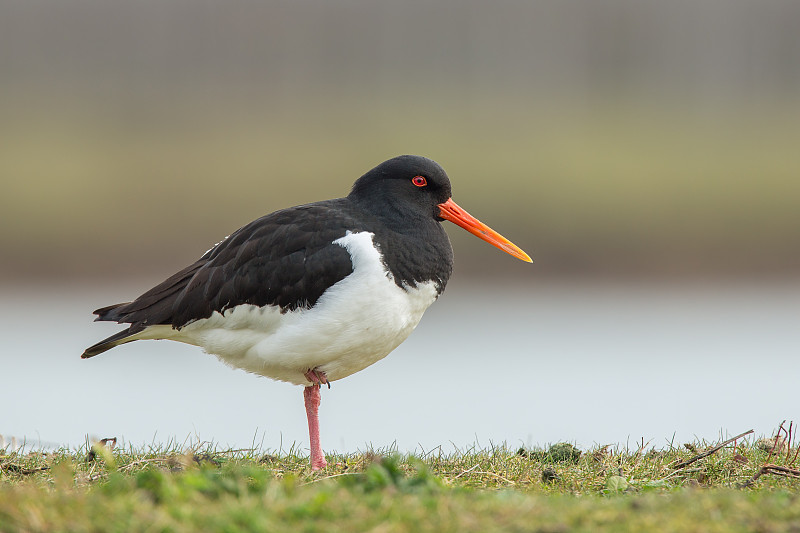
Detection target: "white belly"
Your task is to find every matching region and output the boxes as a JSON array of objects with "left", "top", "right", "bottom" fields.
[{"left": 139, "top": 231, "right": 439, "bottom": 386}]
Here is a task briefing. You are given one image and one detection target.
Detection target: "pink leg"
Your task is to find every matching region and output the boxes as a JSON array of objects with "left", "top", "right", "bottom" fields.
[{"left": 303, "top": 385, "right": 327, "bottom": 470}]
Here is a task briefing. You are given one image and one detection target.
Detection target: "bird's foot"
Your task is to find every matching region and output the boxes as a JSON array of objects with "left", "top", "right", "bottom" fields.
[
  {"left": 304, "top": 368, "right": 330, "bottom": 389},
  {"left": 311, "top": 455, "right": 328, "bottom": 471}
]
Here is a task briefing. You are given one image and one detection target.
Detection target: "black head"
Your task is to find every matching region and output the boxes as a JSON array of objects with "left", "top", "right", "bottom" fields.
[
  {"left": 349, "top": 155, "right": 533, "bottom": 263},
  {"left": 348, "top": 155, "right": 452, "bottom": 222}
]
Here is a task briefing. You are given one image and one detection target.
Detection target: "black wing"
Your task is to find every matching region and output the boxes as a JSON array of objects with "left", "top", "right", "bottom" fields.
[{"left": 82, "top": 200, "right": 363, "bottom": 357}]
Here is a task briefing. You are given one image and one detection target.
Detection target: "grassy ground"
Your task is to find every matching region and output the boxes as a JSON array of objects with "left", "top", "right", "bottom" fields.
[{"left": 2, "top": 431, "right": 799, "bottom": 532}]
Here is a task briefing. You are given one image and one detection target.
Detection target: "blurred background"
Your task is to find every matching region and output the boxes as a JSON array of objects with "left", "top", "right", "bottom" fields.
[{"left": 1, "top": 0, "right": 798, "bottom": 453}]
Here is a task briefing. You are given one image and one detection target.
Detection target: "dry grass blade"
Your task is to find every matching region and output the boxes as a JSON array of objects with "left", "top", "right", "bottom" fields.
[
  {"left": 453, "top": 464, "right": 480, "bottom": 480},
  {"left": 670, "top": 430, "right": 754, "bottom": 470},
  {"left": 301, "top": 472, "right": 359, "bottom": 485}
]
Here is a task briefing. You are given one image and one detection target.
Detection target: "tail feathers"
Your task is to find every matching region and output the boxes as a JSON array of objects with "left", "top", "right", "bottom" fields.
[
  {"left": 81, "top": 327, "right": 143, "bottom": 358},
  {"left": 85, "top": 259, "right": 206, "bottom": 358},
  {"left": 92, "top": 302, "right": 130, "bottom": 323}
]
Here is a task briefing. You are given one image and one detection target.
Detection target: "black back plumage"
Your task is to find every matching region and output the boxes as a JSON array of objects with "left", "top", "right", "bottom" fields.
[{"left": 83, "top": 155, "right": 455, "bottom": 358}]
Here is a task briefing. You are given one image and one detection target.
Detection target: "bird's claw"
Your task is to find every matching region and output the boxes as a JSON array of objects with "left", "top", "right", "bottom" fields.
[{"left": 304, "top": 368, "right": 330, "bottom": 389}]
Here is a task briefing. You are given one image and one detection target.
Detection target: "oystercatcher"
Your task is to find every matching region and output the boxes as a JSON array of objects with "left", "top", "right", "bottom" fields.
[{"left": 82, "top": 155, "right": 531, "bottom": 470}]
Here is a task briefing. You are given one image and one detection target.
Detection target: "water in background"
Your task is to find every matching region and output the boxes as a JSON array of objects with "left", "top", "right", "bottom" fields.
[{"left": 2, "top": 279, "right": 798, "bottom": 454}]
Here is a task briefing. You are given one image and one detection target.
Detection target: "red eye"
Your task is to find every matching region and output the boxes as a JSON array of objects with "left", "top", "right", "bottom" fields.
[{"left": 412, "top": 176, "right": 427, "bottom": 187}]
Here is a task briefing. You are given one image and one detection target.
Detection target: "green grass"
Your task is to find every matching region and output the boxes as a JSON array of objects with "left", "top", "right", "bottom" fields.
[{"left": 2, "top": 434, "right": 799, "bottom": 532}]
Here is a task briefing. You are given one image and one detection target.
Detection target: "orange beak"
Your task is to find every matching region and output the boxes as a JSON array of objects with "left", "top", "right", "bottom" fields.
[{"left": 438, "top": 198, "right": 532, "bottom": 263}]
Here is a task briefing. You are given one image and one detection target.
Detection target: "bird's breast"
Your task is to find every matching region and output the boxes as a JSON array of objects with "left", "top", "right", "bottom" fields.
[{"left": 175, "top": 231, "right": 440, "bottom": 385}]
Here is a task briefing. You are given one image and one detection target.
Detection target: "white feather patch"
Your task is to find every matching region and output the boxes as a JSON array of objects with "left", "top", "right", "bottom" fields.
[{"left": 143, "top": 231, "right": 439, "bottom": 385}]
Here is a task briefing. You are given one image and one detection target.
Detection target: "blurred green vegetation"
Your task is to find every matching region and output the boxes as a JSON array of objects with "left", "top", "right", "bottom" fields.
[
  {"left": 2, "top": 94, "right": 799, "bottom": 280},
  {"left": 3, "top": 2, "right": 800, "bottom": 281}
]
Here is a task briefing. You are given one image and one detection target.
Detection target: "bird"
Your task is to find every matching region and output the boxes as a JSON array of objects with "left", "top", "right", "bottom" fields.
[{"left": 82, "top": 155, "right": 531, "bottom": 470}]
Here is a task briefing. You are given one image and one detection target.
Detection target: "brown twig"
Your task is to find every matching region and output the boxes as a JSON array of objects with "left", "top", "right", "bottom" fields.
[
  {"left": 781, "top": 421, "right": 800, "bottom": 467},
  {"left": 671, "top": 429, "right": 754, "bottom": 470},
  {"left": 739, "top": 420, "right": 800, "bottom": 488},
  {"left": 791, "top": 437, "right": 800, "bottom": 466},
  {"left": 739, "top": 463, "right": 800, "bottom": 488},
  {"left": 767, "top": 421, "right": 787, "bottom": 464},
  {"left": 764, "top": 465, "right": 800, "bottom": 479},
  {"left": 86, "top": 437, "right": 117, "bottom": 463},
  {"left": 1, "top": 463, "right": 50, "bottom": 476}
]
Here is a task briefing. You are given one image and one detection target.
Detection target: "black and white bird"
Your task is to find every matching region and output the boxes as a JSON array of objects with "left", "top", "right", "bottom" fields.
[{"left": 82, "top": 155, "right": 531, "bottom": 470}]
